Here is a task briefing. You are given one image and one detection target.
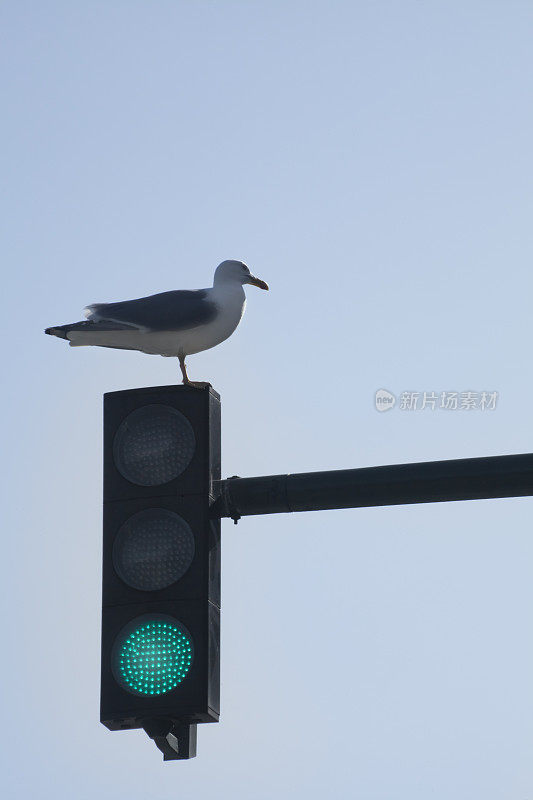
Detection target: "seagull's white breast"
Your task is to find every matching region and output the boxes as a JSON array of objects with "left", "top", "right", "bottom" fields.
[{"left": 172, "top": 286, "right": 246, "bottom": 356}]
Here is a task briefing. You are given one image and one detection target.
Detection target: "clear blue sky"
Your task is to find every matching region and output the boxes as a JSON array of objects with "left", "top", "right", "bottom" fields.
[{"left": 2, "top": 2, "right": 533, "bottom": 797}]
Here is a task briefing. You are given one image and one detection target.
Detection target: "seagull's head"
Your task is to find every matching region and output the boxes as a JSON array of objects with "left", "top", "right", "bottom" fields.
[{"left": 214, "top": 260, "right": 269, "bottom": 291}]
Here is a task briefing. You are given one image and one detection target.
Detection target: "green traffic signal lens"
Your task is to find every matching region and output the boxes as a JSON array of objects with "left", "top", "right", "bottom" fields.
[{"left": 112, "top": 615, "right": 194, "bottom": 697}]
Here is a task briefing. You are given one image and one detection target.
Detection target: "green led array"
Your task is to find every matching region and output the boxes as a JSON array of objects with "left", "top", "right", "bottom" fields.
[{"left": 115, "top": 620, "right": 193, "bottom": 696}]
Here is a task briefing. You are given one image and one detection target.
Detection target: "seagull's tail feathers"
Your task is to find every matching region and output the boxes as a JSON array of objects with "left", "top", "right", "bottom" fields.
[
  {"left": 45, "top": 325, "right": 70, "bottom": 340},
  {"left": 44, "top": 319, "right": 140, "bottom": 348}
]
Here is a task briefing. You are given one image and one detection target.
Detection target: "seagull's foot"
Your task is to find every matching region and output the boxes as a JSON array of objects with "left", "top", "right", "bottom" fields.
[{"left": 183, "top": 380, "right": 212, "bottom": 389}]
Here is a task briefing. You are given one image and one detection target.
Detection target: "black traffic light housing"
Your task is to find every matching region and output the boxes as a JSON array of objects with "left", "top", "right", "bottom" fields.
[{"left": 100, "top": 385, "right": 220, "bottom": 760}]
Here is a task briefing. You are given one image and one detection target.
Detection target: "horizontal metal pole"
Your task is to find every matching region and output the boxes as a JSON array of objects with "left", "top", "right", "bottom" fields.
[{"left": 212, "top": 453, "right": 533, "bottom": 520}]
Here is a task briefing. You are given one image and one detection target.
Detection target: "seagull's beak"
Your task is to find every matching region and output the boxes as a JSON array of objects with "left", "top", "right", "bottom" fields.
[{"left": 247, "top": 275, "right": 269, "bottom": 290}]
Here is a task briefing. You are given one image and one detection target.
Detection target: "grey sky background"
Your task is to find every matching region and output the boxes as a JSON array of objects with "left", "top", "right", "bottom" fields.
[{"left": 2, "top": 1, "right": 533, "bottom": 797}]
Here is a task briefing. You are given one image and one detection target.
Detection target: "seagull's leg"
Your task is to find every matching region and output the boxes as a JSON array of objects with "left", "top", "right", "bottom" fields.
[
  {"left": 179, "top": 355, "right": 190, "bottom": 385},
  {"left": 179, "top": 355, "right": 211, "bottom": 389}
]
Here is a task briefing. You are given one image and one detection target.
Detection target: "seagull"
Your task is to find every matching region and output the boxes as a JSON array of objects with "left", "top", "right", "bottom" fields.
[{"left": 45, "top": 260, "right": 269, "bottom": 386}]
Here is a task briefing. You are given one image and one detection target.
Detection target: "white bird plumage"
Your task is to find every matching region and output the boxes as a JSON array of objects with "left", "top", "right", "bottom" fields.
[{"left": 45, "top": 260, "right": 269, "bottom": 386}]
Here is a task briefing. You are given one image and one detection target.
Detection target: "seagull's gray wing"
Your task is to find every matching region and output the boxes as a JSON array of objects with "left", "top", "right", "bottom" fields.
[{"left": 86, "top": 289, "right": 218, "bottom": 332}]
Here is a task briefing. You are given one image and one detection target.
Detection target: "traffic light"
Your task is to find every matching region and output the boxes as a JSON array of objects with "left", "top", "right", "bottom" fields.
[{"left": 100, "top": 385, "right": 221, "bottom": 760}]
